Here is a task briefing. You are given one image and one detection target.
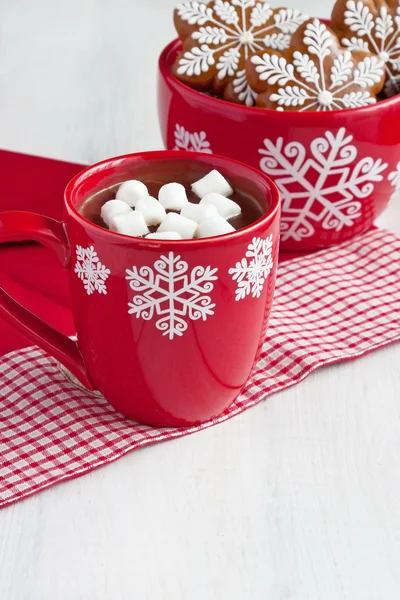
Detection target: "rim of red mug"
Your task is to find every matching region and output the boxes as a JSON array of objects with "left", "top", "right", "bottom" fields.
[
  {"left": 65, "top": 150, "right": 281, "bottom": 247},
  {"left": 159, "top": 38, "right": 400, "bottom": 118}
]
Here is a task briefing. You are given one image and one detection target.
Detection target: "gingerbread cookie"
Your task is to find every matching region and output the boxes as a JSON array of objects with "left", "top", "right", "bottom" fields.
[
  {"left": 246, "top": 18, "right": 385, "bottom": 110},
  {"left": 172, "top": 1, "right": 308, "bottom": 106},
  {"left": 331, "top": 0, "right": 400, "bottom": 95}
]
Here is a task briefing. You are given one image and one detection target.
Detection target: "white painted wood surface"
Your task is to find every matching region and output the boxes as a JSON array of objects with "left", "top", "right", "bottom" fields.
[{"left": 0, "top": 1, "right": 399, "bottom": 598}]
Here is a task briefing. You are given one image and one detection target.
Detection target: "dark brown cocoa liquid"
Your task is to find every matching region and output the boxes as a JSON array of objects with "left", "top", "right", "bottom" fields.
[{"left": 79, "top": 178, "right": 263, "bottom": 234}]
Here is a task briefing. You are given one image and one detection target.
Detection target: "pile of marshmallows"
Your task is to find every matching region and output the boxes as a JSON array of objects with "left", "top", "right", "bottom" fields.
[{"left": 100, "top": 169, "right": 242, "bottom": 240}]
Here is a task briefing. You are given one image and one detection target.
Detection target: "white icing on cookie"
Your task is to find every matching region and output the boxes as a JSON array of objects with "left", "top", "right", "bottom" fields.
[
  {"left": 334, "top": 0, "right": 400, "bottom": 87},
  {"left": 251, "top": 19, "right": 385, "bottom": 111},
  {"left": 176, "top": 1, "right": 308, "bottom": 105}
]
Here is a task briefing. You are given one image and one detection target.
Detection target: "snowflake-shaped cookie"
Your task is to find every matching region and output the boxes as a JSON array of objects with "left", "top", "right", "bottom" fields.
[
  {"left": 331, "top": 0, "right": 400, "bottom": 93},
  {"left": 74, "top": 245, "right": 111, "bottom": 295},
  {"left": 228, "top": 235, "right": 274, "bottom": 300},
  {"left": 172, "top": 0, "right": 307, "bottom": 106},
  {"left": 126, "top": 252, "right": 218, "bottom": 339},
  {"left": 247, "top": 18, "right": 385, "bottom": 110}
]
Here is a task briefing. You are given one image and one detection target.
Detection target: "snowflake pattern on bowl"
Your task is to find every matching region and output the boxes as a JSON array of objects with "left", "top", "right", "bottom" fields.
[
  {"left": 258, "top": 127, "right": 388, "bottom": 242},
  {"left": 125, "top": 252, "right": 218, "bottom": 339},
  {"left": 332, "top": 0, "right": 400, "bottom": 88},
  {"left": 74, "top": 246, "right": 111, "bottom": 295},
  {"left": 173, "top": 124, "right": 213, "bottom": 153},
  {"left": 228, "top": 235, "right": 274, "bottom": 300},
  {"left": 388, "top": 161, "right": 400, "bottom": 190},
  {"left": 175, "top": 1, "right": 307, "bottom": 105},
  {"left": 249, "top": 18, "right": 385, "bottom": 111}
]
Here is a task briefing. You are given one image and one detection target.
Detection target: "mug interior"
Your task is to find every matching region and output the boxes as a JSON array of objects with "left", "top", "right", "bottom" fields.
[{"left": 65, "top": 151, "right": 280, "bottom": 242}]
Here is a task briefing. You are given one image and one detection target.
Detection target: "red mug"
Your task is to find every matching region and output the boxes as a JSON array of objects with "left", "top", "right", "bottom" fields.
[{"left": 0, "top": 151, "right": 280, "bottom": 427}]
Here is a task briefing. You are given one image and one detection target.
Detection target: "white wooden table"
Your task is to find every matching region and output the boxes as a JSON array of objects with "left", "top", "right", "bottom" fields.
[{"left": 1, "top": 1, "right": 399, "bottom": 598}]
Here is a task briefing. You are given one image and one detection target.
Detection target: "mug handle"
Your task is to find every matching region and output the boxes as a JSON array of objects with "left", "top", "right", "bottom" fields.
[{"left": 0, "top": 211, "right": 93, "bottom": 389}]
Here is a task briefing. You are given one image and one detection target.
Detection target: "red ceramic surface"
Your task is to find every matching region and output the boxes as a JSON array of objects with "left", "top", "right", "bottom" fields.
[
  {"left": 0, "top": 151, "right": 280, "bottom": 427},
  {"left": 158, "top": 38, "right": 400, "bottom": 253}
]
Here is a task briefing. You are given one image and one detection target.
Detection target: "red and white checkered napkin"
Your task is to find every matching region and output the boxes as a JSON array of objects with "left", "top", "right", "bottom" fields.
[{"left": 1, "top": 228, "right": 399, "bottom": 508}]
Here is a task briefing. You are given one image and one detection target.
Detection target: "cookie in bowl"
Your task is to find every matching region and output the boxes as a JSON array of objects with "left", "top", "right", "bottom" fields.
[
  {"left": 172, "top": 0, "right": 308, "bottom": 105},
  {"left": 331, "top": 0, "right": 400, "bottom": 97},
  {"left": 246, "top": 18, "right": 385, "bottom": 110}
]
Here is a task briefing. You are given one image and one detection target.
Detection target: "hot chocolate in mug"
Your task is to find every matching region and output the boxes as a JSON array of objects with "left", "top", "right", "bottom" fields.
[{"left": 0, "top": 151, "right": 280, "bottom": 427}]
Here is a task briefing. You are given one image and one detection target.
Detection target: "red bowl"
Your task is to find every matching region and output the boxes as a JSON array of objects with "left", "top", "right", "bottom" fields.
[{"left": 158, "top": 38, "right": 400, "bottom": 252}]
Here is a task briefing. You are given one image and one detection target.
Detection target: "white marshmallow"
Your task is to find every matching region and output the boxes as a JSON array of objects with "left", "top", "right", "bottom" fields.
[
  {"left": 158, "top": 182, "right": 188, "bottom": 211},
  {"left": 135, "top": 196, "right": 167, "bottom": 226},
  {"left": 116, "top": 180, "right": 148, "bottom": 207},
  {"left": 180, "top": 202, "right": 218, "bottom": 224},
  {"left": 108, "top": 211, "right": 149, "bottom": 237},
  {"left": 196, "top": 216, "right": 236, "bottom": 239},
  {"left": 191, "top": 169, "right": 234, "bottom": 199},
  {"left": 100, "top": 199, "right": 132, "bottom": 225},
  {"left": 200, "top": 193, "right": 241, "bottom": 220},
  {"left": 146, "top": 232, "right": 182, "bottom": 240},
  {"left": 157, "top": 213, "right": 197, "bottom": 240}
]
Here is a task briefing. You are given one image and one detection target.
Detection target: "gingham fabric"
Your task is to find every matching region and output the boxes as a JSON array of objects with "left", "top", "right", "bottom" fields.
[{"left": 1, "top": 228, "right": 399, "bottom": 508}]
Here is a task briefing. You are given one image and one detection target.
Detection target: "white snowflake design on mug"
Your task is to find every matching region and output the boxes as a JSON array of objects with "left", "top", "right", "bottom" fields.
[
  {"left": 125, "top": 252, "right": 218, "bottom": 340},
  {"left": 229, "top": 235, "right": 274, "bottom": 300},
  {"left": 74, "top": 246, "right": 111, "bottom": 295}
]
